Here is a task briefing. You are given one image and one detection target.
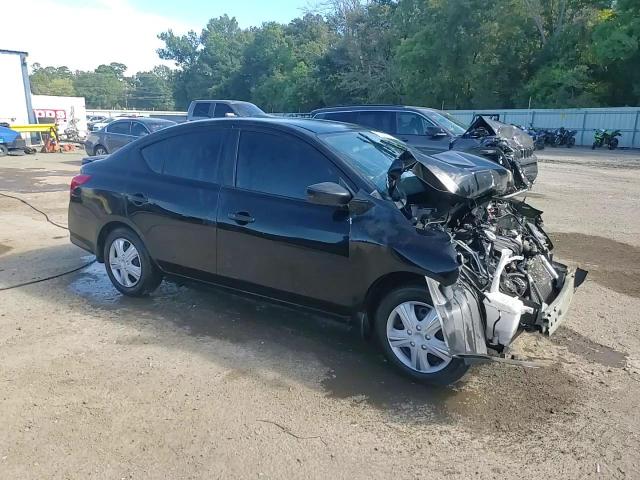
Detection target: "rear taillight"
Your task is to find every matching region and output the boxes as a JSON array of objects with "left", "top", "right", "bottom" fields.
[{"left": 70, "top": 174, "right": 91, "bottom": 194}]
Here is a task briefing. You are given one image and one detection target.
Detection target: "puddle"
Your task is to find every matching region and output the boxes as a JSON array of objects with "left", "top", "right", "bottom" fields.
[
  {"left": 552, "top": 328, "right": 627, "bottom": 368},
  {"left": 550, "top": 232, "right": 640, "bottom": 299},
  {"left": 63, "top": 263, "right": 582, "bottom": 432},
  {"left": 0, "top": 243, "right": 12, "bottom": 256}
]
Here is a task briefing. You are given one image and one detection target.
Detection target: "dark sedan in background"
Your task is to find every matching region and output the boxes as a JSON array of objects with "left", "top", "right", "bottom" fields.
[
  {"left": 312, "top": 105, "right": 538, "bottom": 191},
  {"left": 84, "top": 117, "right": 176, "bottom": 156}
]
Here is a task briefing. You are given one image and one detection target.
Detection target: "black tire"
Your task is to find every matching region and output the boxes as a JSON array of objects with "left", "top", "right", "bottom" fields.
[
  {"left": 8, "top": 149, "right": 26, "bottom": 156},
  {"left": 609, "top": 138, "right": 619, "bottom": 150},
  {"left": 94, "top": 145, "right": 108, "bottom": 156},
  {"left": 103, "top": 227, "right": 162, "bottom": 296},
  {"left": 567, "top": 138, "right": 575, "bottom": 148},
  {"left": 591, "top": 142, "right": 597, "bottom": 150},
  {"left": 0, "top": 144, "right": 8, "bottom": 157},
  {"left": 373, "top": 285, "right": 469, "bottom": 386}
]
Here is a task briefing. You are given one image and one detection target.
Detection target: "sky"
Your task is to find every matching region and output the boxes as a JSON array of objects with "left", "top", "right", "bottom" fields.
[{"left": 0, "top": 0, "right": 315, "bottom": 74}]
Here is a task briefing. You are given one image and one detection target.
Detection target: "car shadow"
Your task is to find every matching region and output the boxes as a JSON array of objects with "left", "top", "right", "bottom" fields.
[{"left": 6, "top": 244, "right": 582, "bottom": 430}]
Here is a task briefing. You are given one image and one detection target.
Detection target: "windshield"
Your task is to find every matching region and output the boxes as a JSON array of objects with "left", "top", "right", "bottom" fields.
[
  {"left": 420, "top": 110, "right": 468, "bottom": 136},
  {"left": 320, "top": 130, "right": 410, "bottom": 193}
]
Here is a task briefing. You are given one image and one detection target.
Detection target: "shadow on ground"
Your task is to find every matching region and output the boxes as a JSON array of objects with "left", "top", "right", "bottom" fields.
[{"left": 4, "top": 244, "right": 587, "bottom": 433}]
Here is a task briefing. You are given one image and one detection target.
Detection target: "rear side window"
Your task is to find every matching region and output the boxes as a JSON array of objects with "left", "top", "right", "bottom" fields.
[
  {"left": 356, "top": 111, "right": 395, "bottom": 134},
  {"left": 320, "top": 112, "right": 358, "bottom": 124},
  {"left": 214, "top": 103, "right": 235, "bottom": 118},
  {"left": 192, "top": 102, "right": 211, "bottom": 118},
  {"left": 236, "top": 130, "right": 341, "bottom": 200},
  {"left": 106, "top": 121, "right": 131, "bottom": 135},
  {"left": 141, "top": 128, "right": 227, "bottom": 183}
]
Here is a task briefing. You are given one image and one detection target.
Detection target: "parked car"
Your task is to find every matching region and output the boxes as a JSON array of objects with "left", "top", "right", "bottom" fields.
[
  {"left": 88, "top": 117, "right": 115, "bottom": 132},
  {"left": 0, "top": 125, "right": 27, "bottom": 156},
  {"left": 84, "top": 117, "right": 176, "bottom": 156},
  {"left": 187, "top": 100, "right": 267, "bottom": 121},
  {"left": 311, "top": 105, "right": 537, "bottom": 191},
  {"left": 68, "top": 117, "right": 584, "bottom": 385}
]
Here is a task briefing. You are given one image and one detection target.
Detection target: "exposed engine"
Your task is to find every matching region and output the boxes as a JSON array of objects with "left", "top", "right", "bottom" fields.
[{"left": 410, "top": 198, "right": 568, "bottom": 352}]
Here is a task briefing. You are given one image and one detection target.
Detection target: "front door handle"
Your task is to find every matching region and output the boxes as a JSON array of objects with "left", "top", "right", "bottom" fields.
[
  {"left": 128, "top": 193, "right": 148, "bottom": 206},
  {"left": 228, "top": 211, "right": 255, "bottom": 225}
]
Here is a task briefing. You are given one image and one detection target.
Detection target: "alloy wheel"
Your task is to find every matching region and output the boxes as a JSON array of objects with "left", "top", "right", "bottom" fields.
[
  {"left": 386, "top": 301, "right": 452, "bottom": 374},
  {"left": 108, "top": 238, "right": 142, "bottom": 287}
]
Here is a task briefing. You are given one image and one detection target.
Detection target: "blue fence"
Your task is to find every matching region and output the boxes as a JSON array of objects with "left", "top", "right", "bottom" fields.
[{"left": 445, "top": 107, "right": 640, "bottom": 148}]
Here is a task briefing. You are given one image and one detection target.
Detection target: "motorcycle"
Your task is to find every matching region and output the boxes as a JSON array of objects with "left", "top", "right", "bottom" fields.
[
  {"left": 592, "top": 129, "right": 622, "bottom": 150},
  {"left": 554, "top": 127, "right": 577, "bottom": 148}
]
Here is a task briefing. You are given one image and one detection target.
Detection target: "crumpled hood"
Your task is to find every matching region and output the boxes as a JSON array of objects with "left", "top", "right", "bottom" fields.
[
  {"left": 461, "top": 116, "right": 535, "bottom": 151},
  {"left": 388, "top": 148, "right": 512, "bottom": 200}
]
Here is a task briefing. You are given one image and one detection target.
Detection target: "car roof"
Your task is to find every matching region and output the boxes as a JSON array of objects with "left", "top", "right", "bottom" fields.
[
  {"left": 311, "top": 105, "right": 438, "bottom": 115},
  {"left": 185, "top": 117, "right": 364, "bottom": 135},
  {"left": 190, "top": 100, "right": 257, "bottom": 106},
  {"left": 108, "top": 117, "right": 175, "bottom": 124}
]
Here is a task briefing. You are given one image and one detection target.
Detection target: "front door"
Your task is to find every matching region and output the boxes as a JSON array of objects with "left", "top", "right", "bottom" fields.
[{"left": 216, "top": 129, "right": 353, "bottom": 307}]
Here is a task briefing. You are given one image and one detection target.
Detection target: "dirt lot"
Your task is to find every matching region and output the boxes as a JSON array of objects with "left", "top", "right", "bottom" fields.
[{"left": 1, "top": 147, "right": 639, "bottom": 479}]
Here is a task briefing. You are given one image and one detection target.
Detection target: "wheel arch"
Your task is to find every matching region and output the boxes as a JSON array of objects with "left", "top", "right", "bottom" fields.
[
  {"left": 362, "top": 271, "right": 427, "bottom": 328},
  {"left": 96, "top": 219, "right": 145, "bottom": 262}
]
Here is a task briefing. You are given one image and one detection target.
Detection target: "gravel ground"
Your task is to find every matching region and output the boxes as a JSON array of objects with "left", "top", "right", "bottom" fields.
[{"left": 0, "top": 148, "right": 639, "bottom": 479}]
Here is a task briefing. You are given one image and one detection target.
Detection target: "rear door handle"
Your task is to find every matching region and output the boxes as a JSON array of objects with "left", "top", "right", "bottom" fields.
[
  {"left": 128, "top": 193, "right": 148, "bottom": 206},
  {"left": 228, "top": 211, "right": 255, "bottom": 225}
]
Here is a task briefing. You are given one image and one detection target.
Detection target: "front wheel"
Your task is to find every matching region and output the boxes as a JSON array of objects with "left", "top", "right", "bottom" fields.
[
  {"left": 374, "top": 285, "right": 469, "bottom": 385},
  {"left": 0, "top": 145, "right": 8, "bottom": 157},
  {"left": 104, "top": 227, "right": 162, "bottom": 296},
  {"left": 592, "top": 142, "right": 597, "bottom": 150},
  {"left": 567, "top": 138, "right": 575, "bottom": 148},
  {"left": 609, "top": 138, "right": 619, "bottom": 150}
]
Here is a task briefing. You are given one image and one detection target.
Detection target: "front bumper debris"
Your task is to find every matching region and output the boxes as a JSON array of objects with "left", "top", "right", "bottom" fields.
[{"left": 540, "top": 267, "right": 587, "bottom": 335}]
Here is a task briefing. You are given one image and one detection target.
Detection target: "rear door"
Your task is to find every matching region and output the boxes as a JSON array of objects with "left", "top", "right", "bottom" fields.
[
  {"left": 216, "top": 128, "right": 353, "bottom": 307},
  {"left": 104, "top": 121, "right": 132, "bottom": 153},
  {"left": 126, "top": 126, "right": 231, "bottom": 276},
  {"left": 395, "top": 112, "right": 451, "bottom": 154},
  {"left": 213, "top": 103, "right": 235, "bottom": 118}
]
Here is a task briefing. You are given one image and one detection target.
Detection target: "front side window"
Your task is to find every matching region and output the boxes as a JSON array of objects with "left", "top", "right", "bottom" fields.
[
  {"left": 131, "top": 122, "right": 149, "bottom": 137},
  {"left": 214, "top": 103, "right": 235, "bottom": 118},
  {"left": 141, "top": 128, "right": 227, "bottom": 182},
  {"left": 106, "top": 121, "right": 131, "bottom": 135},
  {"left": 236, "top": 130, "right": 342, "bottom": 200},
  {"left": 396, "top": 113, "right": 433, "bottom": 136},
  {"left": 192, "top": 102, "right": 211, "bottom": 117}
]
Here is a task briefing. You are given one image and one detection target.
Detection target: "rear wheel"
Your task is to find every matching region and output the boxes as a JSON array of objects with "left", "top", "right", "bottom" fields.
[
  {"left": 103, "top": 227, "right": 162, "bottom": 296},
  {"left": 0, "top": 145, "right": 8, "bottom": 157},
  {"left": 609, "top": 138, "right": 619, "bottom": 150},
  {"left": 567, "top": 137, "right": 575, "bottom": 148},
  {"left": 94, "top": 145, "right": 108, "bottom": 156},
  {"left": 374, "top": 285, "right": 469, "bottom": 385}
]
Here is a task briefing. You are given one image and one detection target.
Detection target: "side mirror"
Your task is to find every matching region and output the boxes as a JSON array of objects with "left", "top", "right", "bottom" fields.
[
  {"left": 307, "top": 182, "right": 352, "bottom": 207},
  {"left": 425, "top": 126, "right": 448, "bottom": 138}
]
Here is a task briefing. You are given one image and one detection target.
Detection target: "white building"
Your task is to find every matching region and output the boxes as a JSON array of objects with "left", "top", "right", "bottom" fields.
[{"left": 0, "top": 49, "right": 36, "bottom": 125}]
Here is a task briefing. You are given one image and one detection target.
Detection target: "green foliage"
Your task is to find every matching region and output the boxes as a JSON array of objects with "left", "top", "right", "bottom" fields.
[{"left": 31, "top": 0, "right": 640, "bottom": 111}]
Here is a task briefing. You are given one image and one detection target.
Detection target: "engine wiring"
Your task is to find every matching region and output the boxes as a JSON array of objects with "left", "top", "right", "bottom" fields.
[{"left": 0, "top": 192, "right": 97, "bottom": 291}]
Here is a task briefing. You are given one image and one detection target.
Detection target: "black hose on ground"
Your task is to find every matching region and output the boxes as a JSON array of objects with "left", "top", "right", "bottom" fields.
[
  {"left": 0, "top": 191, "right": 97, "bottom": 291},
  {"left": 0, "top": 192, "right": 69, "bottom": 230}
]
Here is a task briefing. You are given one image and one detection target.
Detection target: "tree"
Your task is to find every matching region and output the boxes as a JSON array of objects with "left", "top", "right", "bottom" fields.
[{"left": 30, "top": 64, "right": 76, "bottom": 96}]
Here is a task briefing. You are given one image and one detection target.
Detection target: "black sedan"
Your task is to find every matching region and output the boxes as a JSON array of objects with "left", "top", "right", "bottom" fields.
[
  {"left": 68, "top": 117, "right": 580, "bottom": 385},
  {"left": 84, "top": 117, "right": 176, "bottom": 156}
]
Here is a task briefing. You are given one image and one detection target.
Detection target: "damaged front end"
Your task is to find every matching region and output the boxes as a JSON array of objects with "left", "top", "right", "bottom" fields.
[
  {"left": 389, "top": 147, "right": 586, "bottom": 363},
  {"left": 450, "top": 116, "right": 538, "bottom": 192}
]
